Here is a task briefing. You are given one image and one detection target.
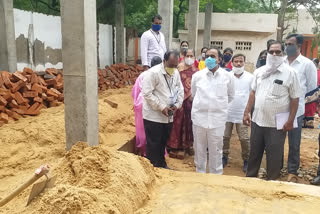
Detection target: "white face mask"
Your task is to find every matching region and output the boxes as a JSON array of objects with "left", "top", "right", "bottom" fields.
[
  {"left": 266, "top": 53, "right": 284, "bottom": 71},
  {"left": 202, "top": 53, "right": 206, "bottom": 58},
  {"left": 185, "top": 57, "right": 195, "bottom": 66},
  {"left": 233, "top": 66, "right": 244, "bottom": 75}
]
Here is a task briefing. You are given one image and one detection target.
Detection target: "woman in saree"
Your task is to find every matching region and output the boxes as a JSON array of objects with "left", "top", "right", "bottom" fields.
[
  {"left": 132, "top": 56, "right": 162, "bottom": 156},
  {"left": 167, "top": 49, "right": 198, "bottom": 157}
]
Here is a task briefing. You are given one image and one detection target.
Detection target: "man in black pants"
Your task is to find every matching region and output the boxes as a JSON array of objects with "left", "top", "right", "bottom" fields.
[
  {"left": 142, "top": 50, "right": 184, "bottom": 168},
  {"left": 311, "top": 133, "right": 320, "bottom": 185}
]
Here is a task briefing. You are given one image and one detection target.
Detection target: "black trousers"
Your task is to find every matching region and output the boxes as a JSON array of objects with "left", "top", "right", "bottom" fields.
[
  {"left": 246, "top": 122, "right": 287, "bottom": 180},
  {"left": 143, "top": 119, "right": 173, "bottom": 168}
]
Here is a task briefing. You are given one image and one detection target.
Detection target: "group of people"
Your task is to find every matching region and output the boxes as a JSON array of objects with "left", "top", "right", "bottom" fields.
[{"left": 132, "top": 14, "right": 320, "bottom": 185}]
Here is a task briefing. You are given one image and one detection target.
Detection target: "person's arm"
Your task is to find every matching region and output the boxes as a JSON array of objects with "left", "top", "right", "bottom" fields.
[
  {"left": 306, "top": 61, "right": 318, "bottom": 93},
  {"left": 227, "top": 74, "right": 235, "bottom": 103},
  {"left": 283, "top": 69, "right": 303, "bottom": 131},
  {"left": 142, "top": 71, "right": 167, "bottom": 112},
  {"left": 190, "top": 73, "right": 198, "bottom": 101},
  {"left": 243, "top": 90, "right": 255, "bottom": 126},
  {"left": 282, "top": 98, "right": 299, "bottom": 131},
  {"left": 140, "top": 33, "right": 149, "bottom": 70},
  {"left": 174, "top": 73, "right": 184, "bottom": 109}
]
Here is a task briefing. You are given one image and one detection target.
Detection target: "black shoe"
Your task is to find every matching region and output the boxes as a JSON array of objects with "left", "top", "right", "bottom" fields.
[
  {"left": 243, "top": 160, "right": 248, "bottom": 173},
  {"left": 222, "top": 156, "right": 228, "bottom": 168},
  {"left": 311, "top": 176, "right": 320, "bottom": 185}
]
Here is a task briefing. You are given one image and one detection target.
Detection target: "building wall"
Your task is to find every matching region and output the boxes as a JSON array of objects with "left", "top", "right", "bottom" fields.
[
  {"left": 285, "top": 9, "right": 317, "bottom": 36},
  {"left": 179, "top": 30, "right": 276, "bottom": 71},
  {"left": 13, "top": 9, "right": 113, "bottom": 71}
]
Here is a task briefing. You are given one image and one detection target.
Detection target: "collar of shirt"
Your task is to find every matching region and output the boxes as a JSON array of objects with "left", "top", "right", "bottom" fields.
[
  {"left": 205, "top": 66, "right": 221, "bottom": 77},
  {"left": 285, "top": 54, "right": 302, "bottom": 65}
]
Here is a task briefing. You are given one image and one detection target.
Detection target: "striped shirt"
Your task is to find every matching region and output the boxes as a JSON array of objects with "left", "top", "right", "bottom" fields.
[{"left": 252, "top": 63, "right": 301, "bottom": 128}]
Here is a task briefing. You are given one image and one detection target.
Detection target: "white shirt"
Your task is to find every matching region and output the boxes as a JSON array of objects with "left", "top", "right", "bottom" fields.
[
  {"left": 140, "top": 29, "right": 167, "bottom": 67},
  {"left": 227, "top": 71, "right": 254, "bottom": 124},
  {"left": 284, "top": 54, "right": 317, "bottom": 117},
  {"left": 252, "top": 63, "right": 302, "bottom": 128},
  {"left": 191, "top": 67, "right": 235, "bottom": 129},
  {"left": 142, "top": 63, "right": 184, "bottom": 123}
]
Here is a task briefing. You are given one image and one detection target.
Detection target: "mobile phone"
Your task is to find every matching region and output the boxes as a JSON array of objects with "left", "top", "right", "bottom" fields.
[{"left": 274, "top": 79, "right": 283, "bottom": 85}]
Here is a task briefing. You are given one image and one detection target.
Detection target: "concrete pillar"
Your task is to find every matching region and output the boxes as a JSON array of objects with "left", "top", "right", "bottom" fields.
[
  {"left": 115, "top": 0, "right": 125, "bottom": 63},
  {"left": 60, "top": 0, "right": 99, "bottom": 150},
  {"left": 203, "top": 3, "right": 212, "bottom": 48},
  {"left": 0, "top": 0, "right": 17, "bottom": 72},
  {"left": 187, "top": 0, "right": 199, "bottom": 54},
  {"left": 158, "top": 0, "right": 173, "bottom": 50}
]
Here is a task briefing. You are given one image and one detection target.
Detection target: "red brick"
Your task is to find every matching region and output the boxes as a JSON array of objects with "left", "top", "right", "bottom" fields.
[
  {"left": 31, "top": 73, "right": 38, "bottom": 84},
  {"left": 34, "top": 97, "right": 43, "bottom": 103},
  {"left": 25, "top": 103, "right": 40, "bottom": 116},
  {"left": 23, "top": 91, "right": 38, "bottom": 98},
  {"left": 0, "top": 121, "right": 5, "bottom": 127},
  {"left": 8, "top": 100, "right": 19, "bottom": 109},
  {"left": 46, "top": 68, "right": 58, "bottom": 75},
  {"left": 45, "top": 79, "right": 57, "bottom": 86},
  {"left": 0, "top": 96, "right": 7, "bottom": 106},
  {"left": 1, "top": 71, "right": 13, "bottom": 89},
  {"left": 11, "top": 80, "right": 26, "bottom": 93},
  {"left": 23, "top": 67, "right": 33, "bottom": 75},
  {"left": 41, "top": 93, "right": 48, "bottom": 100},
  {"left": 14, "top": 92, "right": 25, "bottom": 104},
  {"left": 12, "top": 72, "right": 27, "bottom": 82},
  {"left": 0, "top": 75, "right": 3, "bottom": 87},
  {"left": 0, "top": 88, "right": 9, "bottom": 96},
  {"left": 11, "top": 111, "right": 21, "bottom": 120},
  {"left": 0, "top": 112, "right": 9, "bottom": 123},
  {"left": 11, "top": 108, "right": 25, "bottom": 115},
  {"left": 46, "top": 96, "right": 55, "bottom": 102},
  {"left": 31, "top": 83, "right": 42, "bottom": 94},
  {"left": 18, "top": 105, "right": 29, "bottom": 112},
  {"left": 50, "top": 88, "right": 61, "bottom": 95},
  {"left": 38, "top": 77, "right": 47, "bottom": 86},
  {"left": 46, "top": 89, "right": 59, "bottom": 98}
]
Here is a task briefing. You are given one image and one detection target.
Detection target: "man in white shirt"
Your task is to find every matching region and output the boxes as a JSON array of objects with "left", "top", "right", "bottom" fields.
[
  {"left": 142, "top": 50, "right": 184, "bottom": 168},
  {"left": 140, "top": 14, "right": 167, "bottom": 71},
  {"left": 223, "top": 54, "right": 254, "bottom": 173},
  {"left": 191, "top": 47, "right": 235, "bottom": 174},
  {"left": 284, "top": 34, "right": 318, "bottom": 182},
  {"left": 243, "top": 41, "right": 301, "bottom": 180}
]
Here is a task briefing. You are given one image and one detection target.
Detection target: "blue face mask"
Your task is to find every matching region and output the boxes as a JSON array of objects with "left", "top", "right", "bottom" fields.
[
  {"left": 152, "top": 24, "right": 161, "bottom": 32},
  {"left": 223, "top": 54, "right": 232, "bottom": 62},
  {"left": 205, "top": 57, "right": 217, "bottom": 70}
]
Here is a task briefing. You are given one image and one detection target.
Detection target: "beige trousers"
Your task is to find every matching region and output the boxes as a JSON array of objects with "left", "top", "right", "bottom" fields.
[{"left": 223, "top": 122, "right": 250, "bottom": 161}]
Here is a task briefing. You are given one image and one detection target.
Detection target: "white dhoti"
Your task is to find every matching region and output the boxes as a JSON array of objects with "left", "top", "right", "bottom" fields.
[{"left": 193, "top": 124, "right": 225, "bottom": 174}]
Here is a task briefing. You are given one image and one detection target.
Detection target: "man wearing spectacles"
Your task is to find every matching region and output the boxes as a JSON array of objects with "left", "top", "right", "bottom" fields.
[
  {"left": 284, "top": 34, "right": 318, "bottom": 183},
  {"left": 243, "top": 41, "right": 301, "bottom": 180}
]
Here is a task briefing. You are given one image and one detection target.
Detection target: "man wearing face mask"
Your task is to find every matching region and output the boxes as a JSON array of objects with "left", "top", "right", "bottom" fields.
[
  {"left": 140, "top": 14, "right": 167, "bottom": 71},
  {"left": 284, "top": 34, "right": 318, "bottom": 183},
  {"left": 191, "top": 47, "right": 235, "bottom": 174},
  {"left": 223, "top": 54, "right": 254, "bottom": 172},
  {"left": 142, "top": 50, "right": 184, "bottom": 168},
  {"left": 243, "top": 41, "right": 301, "bottom": 180}
]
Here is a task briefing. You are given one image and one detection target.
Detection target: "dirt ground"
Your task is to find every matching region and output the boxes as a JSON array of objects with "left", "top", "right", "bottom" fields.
[{"left": 0, "top": 86, "right": 320, "bottom": 214}]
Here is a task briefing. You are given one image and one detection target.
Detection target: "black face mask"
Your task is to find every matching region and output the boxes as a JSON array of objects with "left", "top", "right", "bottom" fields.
[{"left": 260, "top": 58, "right": 266, "bottom": 66}]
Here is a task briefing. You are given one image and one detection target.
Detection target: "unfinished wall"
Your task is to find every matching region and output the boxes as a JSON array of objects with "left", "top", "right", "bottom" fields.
[{"left": 13, "top": 9, "right": 113, "bottom": 71}]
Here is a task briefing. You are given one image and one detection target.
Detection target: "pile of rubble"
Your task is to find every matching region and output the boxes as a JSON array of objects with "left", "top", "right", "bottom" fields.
[{"left": 0, "top": 64, "right": 143, "bottom": 126}]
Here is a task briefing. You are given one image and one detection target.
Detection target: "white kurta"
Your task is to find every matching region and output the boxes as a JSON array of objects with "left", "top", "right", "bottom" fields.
[{"left": 227, "top": 71, "right": 254, "bottom": 124}]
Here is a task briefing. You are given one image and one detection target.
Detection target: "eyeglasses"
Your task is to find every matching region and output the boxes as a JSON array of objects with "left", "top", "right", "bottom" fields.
[{"left": 268, "top": 50, "right": 282, "bottom": 55}]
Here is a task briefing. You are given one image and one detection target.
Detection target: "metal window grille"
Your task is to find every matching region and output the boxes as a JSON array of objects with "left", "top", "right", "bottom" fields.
[{"left": 235, "top": 41, "right": 252, "bottom": 51}]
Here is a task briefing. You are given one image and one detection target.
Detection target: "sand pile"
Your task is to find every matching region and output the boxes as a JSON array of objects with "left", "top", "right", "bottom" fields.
[{"left": 26, "top": 142, "right": 155, "bottom": 214}]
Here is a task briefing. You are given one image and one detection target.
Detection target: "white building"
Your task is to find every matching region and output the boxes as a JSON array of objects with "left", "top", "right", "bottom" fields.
[{"left": 178, "top": 12, "right": 278, "bottom": 69}]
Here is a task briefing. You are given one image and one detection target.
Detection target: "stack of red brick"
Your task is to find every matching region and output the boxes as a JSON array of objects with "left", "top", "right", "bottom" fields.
[
  {"left": 0, "top": 63, "right": 144, "bottom": 126},
  {"left": 0, "top": 68, "right": 64, "bottom": 126},
  {"left": 98, "top": 63, "right": 143, "bottom": 90}
]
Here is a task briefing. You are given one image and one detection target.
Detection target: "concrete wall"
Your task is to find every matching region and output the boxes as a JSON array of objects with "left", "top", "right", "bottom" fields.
[
  {"left": 186, "top": 12, "right": 278, "bottom": 33},
  {"left": 13, "top": 9, "right": 113, "bottom": 71},
  {"left": 179, "top": 30, "right": 276, "bottom": 70}
]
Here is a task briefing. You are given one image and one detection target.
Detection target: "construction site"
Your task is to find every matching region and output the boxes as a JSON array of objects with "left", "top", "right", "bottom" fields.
[{"left": 1, "top": 0, "right": 320, "bottom": 213}]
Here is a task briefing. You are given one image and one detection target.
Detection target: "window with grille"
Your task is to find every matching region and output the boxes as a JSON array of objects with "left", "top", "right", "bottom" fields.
[
  {"left": 210, "top": 41, "right": 223, "bottom": 50},
  {"left": 235, "top": 41, "right": 252, "bottom": 51}
]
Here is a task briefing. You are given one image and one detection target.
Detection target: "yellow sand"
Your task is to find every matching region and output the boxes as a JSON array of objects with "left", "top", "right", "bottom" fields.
[{"left": 1, "top": 86, "right": 320, "bottom": 214}]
